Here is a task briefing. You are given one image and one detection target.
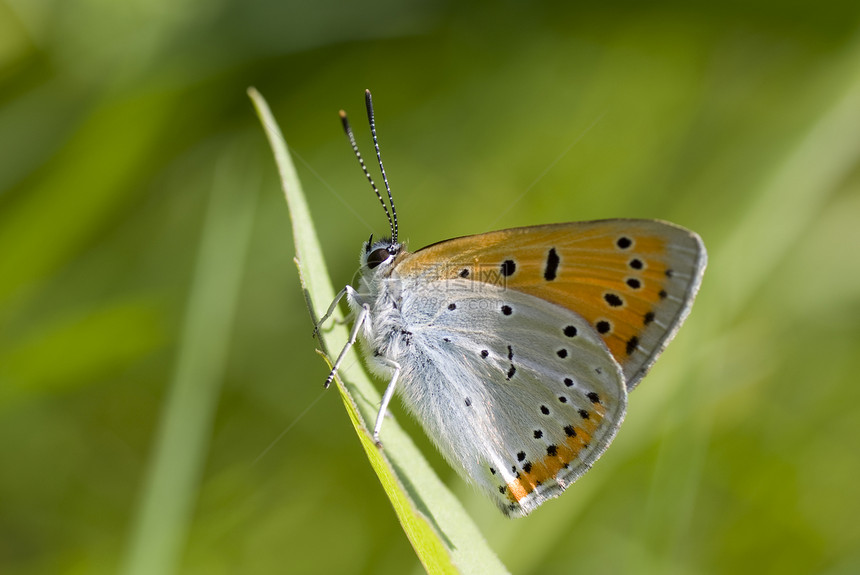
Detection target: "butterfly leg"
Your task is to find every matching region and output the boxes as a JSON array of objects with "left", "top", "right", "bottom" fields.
[
  {"left": 372, "top": 357, "right": 402, "bottom": 447},
  {"left": 323, "top": 300, "right": 368, "bottom": 389},
  {"left": 314, "top": 285, "right": 355, "bottom": 337}
]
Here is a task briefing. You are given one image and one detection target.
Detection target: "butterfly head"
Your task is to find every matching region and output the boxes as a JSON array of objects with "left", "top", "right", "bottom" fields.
[{"left": 361, "top": 233, "right": 402, "bottom": 273}]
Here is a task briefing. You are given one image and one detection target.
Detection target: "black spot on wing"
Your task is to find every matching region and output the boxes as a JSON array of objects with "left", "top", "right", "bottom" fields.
[
  {"left": 626, "top": 336, "right": 639, "bottom": 355},
  {"left": 604, "top": 293, "right": 624, "bottom": 307},
  {"left": 544, "top": 248, "right": 560, "bottom": 281}
]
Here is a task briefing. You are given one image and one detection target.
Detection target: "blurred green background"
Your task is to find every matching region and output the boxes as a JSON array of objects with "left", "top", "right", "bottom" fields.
[{"left": 2, "top": 0, "right": 860, "bottom": 573}]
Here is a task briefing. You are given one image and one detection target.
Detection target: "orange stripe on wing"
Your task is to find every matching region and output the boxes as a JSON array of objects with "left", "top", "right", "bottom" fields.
[
  {"left": 504, "top": 405, "right": 606, "bottom": 503},
  {"left": 506, "top": 477, "right": 530, "bottom": 502}
]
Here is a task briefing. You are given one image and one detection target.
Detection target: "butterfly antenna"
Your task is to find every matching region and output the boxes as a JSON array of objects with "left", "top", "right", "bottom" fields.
[
  {"left": 339, "top": 108, "right": 394, "bottom": 238},
  {"left": 364, "top": 89, "right": 398, "bottom": 244}
]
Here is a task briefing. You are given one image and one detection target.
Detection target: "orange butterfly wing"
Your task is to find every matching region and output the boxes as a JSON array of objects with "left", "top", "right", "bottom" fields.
[{"left": 395, "top": 219, "right": 706, "bottom": 389}]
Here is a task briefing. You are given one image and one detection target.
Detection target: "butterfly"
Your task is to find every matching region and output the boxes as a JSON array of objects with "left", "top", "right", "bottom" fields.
[{"left": 317, "top": 90, "right": 707, "bottom": 518}]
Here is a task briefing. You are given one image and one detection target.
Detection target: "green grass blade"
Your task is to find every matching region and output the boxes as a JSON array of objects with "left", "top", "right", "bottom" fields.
[
  {"left": 120, "top": 145, "right": 260, "bottom": 575},
  {"left": 248, "top": 87, "right": 508, "bottom": 575},
  {"left": 713, "top": 35, "right": 860, "bottom": 311}
]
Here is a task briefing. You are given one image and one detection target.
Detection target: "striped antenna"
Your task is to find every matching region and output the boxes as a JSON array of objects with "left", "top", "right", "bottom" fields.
[
  {"left": 364, "top": 90, "right": 398, "bottom": 244},
  {"left": 339, "top": 108, "right": 394, "bottom": 240}
]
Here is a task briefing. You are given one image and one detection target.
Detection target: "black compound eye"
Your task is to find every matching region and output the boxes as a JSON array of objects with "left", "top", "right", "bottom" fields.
[{"left": 367, "top": 247, "right": 391, "bottom": 269}]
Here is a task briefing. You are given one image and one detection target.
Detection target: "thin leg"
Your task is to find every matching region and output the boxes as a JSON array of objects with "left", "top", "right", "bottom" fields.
[
  {"left": 372, "top": 357, "right": 401, "bottom": 446},
  {"left": 323, "top": 302, "right": 368, "bottom": 389},
  {"left": 314, "top": 285, "right": 355, "bottom": 337}
]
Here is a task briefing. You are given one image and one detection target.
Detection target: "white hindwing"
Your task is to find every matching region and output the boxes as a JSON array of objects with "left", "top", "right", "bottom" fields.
[{"left": 362, "top": 277, "right": 627, "bottom": 517}]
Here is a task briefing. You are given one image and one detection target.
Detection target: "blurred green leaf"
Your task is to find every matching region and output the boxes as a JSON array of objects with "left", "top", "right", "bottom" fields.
[
  {"left": 0, "top": 298, "right": 164, "bottom": 402},
  {"left": 120, "top": 143, "right": 259, "bottom": 575},
  {"left": 0, "top": 91, "right": 178, "bottom": 309}
]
